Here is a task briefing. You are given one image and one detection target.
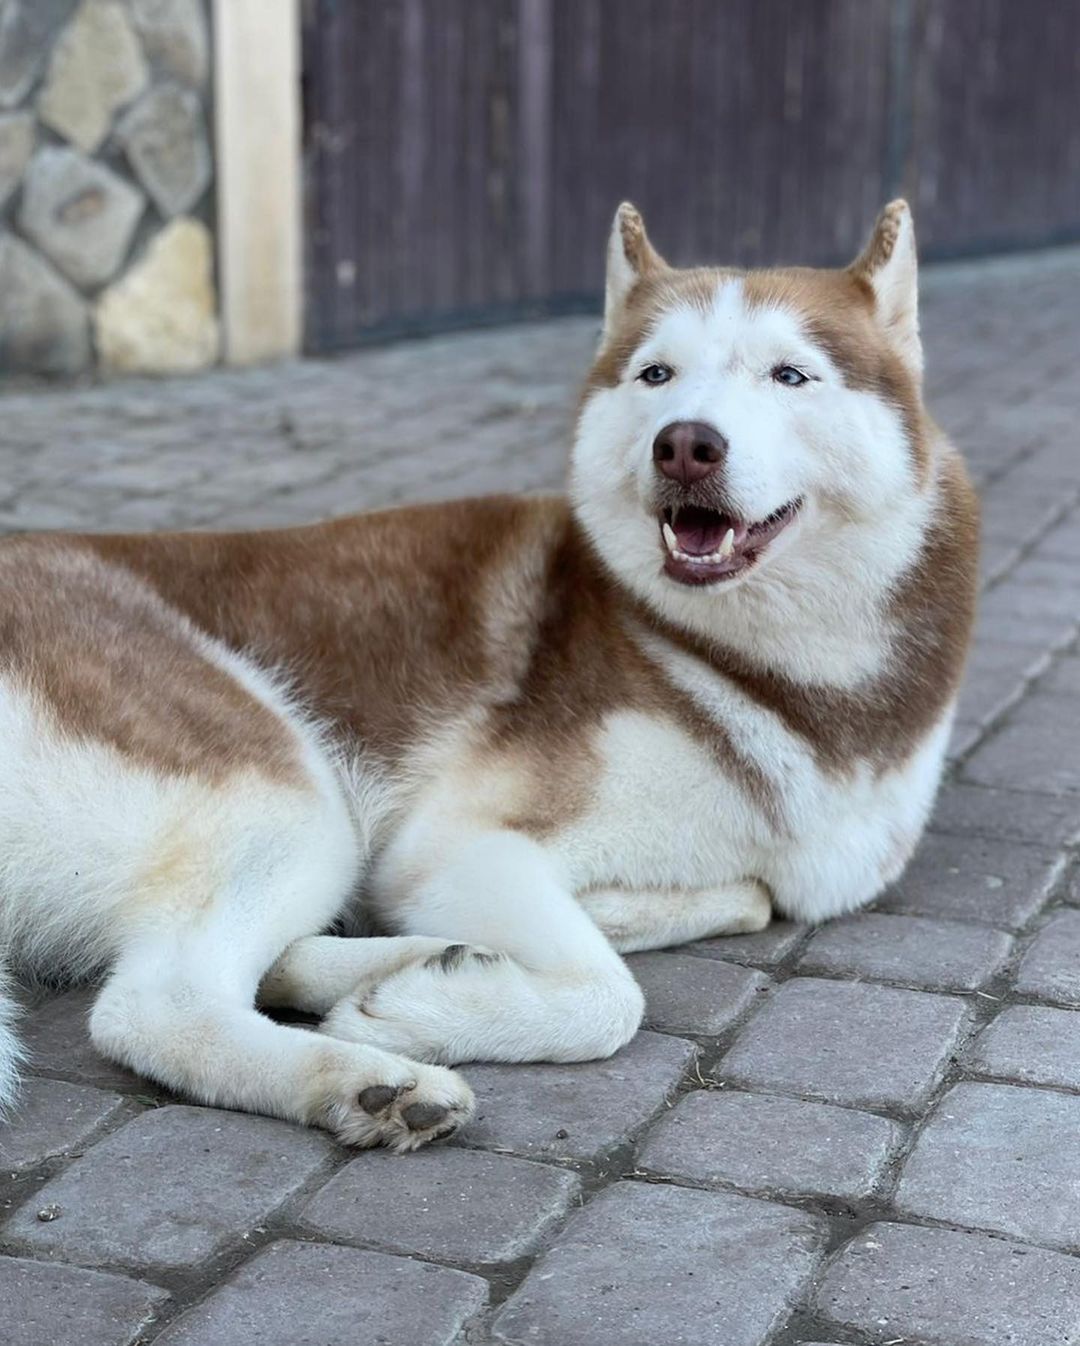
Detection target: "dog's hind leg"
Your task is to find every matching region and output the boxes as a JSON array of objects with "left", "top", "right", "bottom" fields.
[
  {"left": 92, "top": 938, "right": 472, "bottom": 1151},
  {"left": 320, "top": 830, "right": 645, "bottom": 1065},
  {"left": 0, "top": 625, "right": 472, "bottom": 1147},
  {"left": 89, "top": 779, "right": 473, "bottom": 1150}
]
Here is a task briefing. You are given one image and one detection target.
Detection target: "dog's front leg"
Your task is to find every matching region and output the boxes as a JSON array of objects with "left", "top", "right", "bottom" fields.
[
  {"left": 320, "top": 830, "right": 645, "bottom": 1065},
  {"left": 576, "top": 881, "right": 772, "bottom": 953}
]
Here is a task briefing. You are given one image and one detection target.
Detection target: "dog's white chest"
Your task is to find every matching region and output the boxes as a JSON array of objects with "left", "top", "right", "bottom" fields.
[{"left": 551, "top": 699, "right": 950, "bottom": 924}]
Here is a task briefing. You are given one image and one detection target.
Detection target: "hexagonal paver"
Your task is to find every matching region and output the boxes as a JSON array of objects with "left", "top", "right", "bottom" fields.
[
  {"left": 454, "top": 1030, "right": 695, "bottom": 1162},
  {"left": 636, "top": 1090, "right": 901, "bottom": 1202},
  {"left": 967, "top": 1004, "right": 1080, "bottom": 1089},
  {"left": 299, "top": 1146, "right": 581, "bottom": 1265},
  {"left": 876, "top": 833, "right": 1065, "bottom": 929},
  {"left": 816, "top": 1222, "right": 1080, "bottom": 1346},
  {"left": 3, "top": 1105, "right": 338, "bottom": 1272},
  {"left": 0, "top": 1255, "right": 168, "bottom": 1346},
  {"left": 798, "top": 912, "right": 1012, "bottom": 991},
  {"left": 686, "top": 922, "right": 808, "bottom": 968},
  {"left": 0, "top": 1077, "right": 126, "bottom": 1172},
  {"left": 1014, "top": 910, "right": 1080, "bottom": 1005},
  {"left": 155, "top": 1240, "right": 486, "bottom": 1346},
  {"left": 718, "top": 978, "right": 969, "bottom": 1113},
  {"left": 896, "top": 1081, "right": 1080, "bottom": 1252},
  {"left": 627, "top": 951, "right": 769, "bottom": 1035},
  {"left": 493, "top": 1181, "right": 826, "bottom": 1346}
]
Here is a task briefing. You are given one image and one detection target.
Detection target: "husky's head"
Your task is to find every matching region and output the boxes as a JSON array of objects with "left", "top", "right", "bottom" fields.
[{"left": 571, "top": 201, "right": 930, "bottom": 630}]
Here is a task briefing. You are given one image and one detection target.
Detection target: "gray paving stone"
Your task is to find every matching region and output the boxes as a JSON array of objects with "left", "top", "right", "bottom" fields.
[
  {"left": 1037, "top": 513, "right": 1080, "bottom": 562},
  {"left": 1014, "top": 910, "right": 1080, "bottom": 1005},
  {"left": 686, "top": 921, "right": 809, "bottom": 968},
  {"left": 299, "top": 1146, "right": 581, "bottom": 1265},
  {"left": 3, "top": 1105, "right": 338, "bottom": 1273},
  {"left": 876, "top": 832, "right": 1066, "bottom": 929},
  {"left": 929, "top": 782, "right": 1080, "bottom": 847},
  {"left": 627, "top": 951, "right": 770, "bottom": 1035},
  {"left": 0, "top": 1254, "right": 169, "bottom": 1346},
  {"left": 896, "top": 1081, "right": 1080, "bottom": 1252},
  {"left": 636, "top": 1089, "right": 901, "bottom": 1202},
  {"left": 964, "top": 695, "right": 1080, "bottom": 795},
  {"left": 0, "top": 1076, "right": 126, "bottom": 1172},
  {"left": 816, "top": 1222, "right": 1080, "bottom": 1346},
  {"left": 719, "top": 978, "right": 969, "bottom": 1113},
  {"left": 454, "top": 1030, "right": 695, "bottom": 1162},
  {"left": 979, "top": 576, "right": 1080, "bottom": 627},
  {"left": 947, "top": 717, "right": 984, "bottom": 761},
  {"left": 1040, "top": 656, "right": 1080, "bottom": 696},
  {"left": 20, "top": 986, "right": 147, "bottom": 1092},
  {"left": 155, "top": 1239, "right": 486, "bottom": 1346},
  {"left": 957, "top": 640, "right": 1049, "bottom": 724},
  {"left": 493, "top": 1181, "right": 826, "bottom": 1346},
  {"left": 967, "top": 1005, "right": 1080, "bottom": 1089},
  {"left": 797, "top": 912, "right": 1012, "bottom": 991},
  {"left": 970, "top": 596, "right": 1076, "bottom": 649},
  {"left": 1009, "top": 554, "right": 1080, "bottom": 587}
]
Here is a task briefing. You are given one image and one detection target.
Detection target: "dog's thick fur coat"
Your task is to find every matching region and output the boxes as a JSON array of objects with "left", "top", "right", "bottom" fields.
[{"left": 0, "top": 203, "right": 977, "bottom": 1148}]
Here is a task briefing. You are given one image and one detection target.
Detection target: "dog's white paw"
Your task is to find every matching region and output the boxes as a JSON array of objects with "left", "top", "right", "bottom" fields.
[
  {"left": 726, "top": 882, "right": 772, "bottom": 933},
  {"left": 319, "top": 942, "right": 505, "bottom": 1063},
  {"left": 320, "top": 1061, "right": 474, "bottom": 1152}
]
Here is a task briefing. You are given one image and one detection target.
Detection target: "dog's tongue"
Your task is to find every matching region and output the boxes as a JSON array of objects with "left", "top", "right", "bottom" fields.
[
  {"left": 674, "top": 519, "right": 725, "bottom": 556},
  {"left": 674, "top": 508, "right": 734, "bottom": 556}
]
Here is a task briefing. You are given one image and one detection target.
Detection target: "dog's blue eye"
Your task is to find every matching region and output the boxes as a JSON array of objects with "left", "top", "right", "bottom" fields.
[
  {"left": 639, "top": 363, "right": 673, "bottom": 385},
  {"left": 773, "top": 365, "right": 809, "bottom": 387}
]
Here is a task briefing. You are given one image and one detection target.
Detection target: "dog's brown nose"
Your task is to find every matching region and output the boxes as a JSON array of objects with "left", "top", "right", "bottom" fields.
[{"left": 652, "top": 421, "right": 728, "bottom": 486}]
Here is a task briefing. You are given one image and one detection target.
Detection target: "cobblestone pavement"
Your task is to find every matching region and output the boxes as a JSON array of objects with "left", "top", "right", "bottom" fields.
[{"left": 1, "top": 247, "right": 1080, "bottom": 1346}]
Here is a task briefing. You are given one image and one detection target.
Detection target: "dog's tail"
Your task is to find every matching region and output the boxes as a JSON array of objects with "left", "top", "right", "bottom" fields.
[{"left": 0, "top": 962, "right": 23, "bottom": 1114}]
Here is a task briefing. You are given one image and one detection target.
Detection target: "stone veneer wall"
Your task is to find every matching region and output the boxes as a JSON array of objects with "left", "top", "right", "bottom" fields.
[{"left": 0, "top": 0, "right": 217, "bottom": 376}]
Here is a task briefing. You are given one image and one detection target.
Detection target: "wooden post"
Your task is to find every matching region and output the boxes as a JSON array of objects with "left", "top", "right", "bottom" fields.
[{"left": 212, "top": 0, "right": 303, "bottom": 364}]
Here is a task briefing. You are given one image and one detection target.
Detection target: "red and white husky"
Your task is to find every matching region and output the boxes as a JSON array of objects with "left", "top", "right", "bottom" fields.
[{"left": 0, "top": 202, "right": 977, "bottom": 1150}]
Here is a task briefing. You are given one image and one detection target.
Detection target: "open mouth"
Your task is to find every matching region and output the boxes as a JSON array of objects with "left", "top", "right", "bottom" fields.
[{"left": 658, "top": 498, "right": 803, "bottom": 585}]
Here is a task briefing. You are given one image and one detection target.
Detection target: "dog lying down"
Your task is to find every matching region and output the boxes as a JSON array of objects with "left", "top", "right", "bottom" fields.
[{"left": 0, "top": 201, "right": 977, "bottom": 1150}]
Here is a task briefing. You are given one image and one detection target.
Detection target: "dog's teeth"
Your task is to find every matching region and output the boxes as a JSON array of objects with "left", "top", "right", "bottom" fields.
[
  {"left": 662, "top": 522, "right": 678, "bottom": 554},
  {"left": 718, "top": 528, "right": 735, "bottom": 558}
]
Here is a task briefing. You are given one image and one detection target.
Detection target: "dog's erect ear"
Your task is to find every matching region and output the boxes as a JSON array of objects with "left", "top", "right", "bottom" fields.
[
  {"left": 849, "top": 200, "right": 921, "bottom": 376},
  {"left": 604, "top": 202, "right": 666, "bottom": 336}
]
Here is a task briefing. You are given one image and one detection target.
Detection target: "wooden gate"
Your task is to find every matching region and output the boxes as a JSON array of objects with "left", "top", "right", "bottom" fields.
[{"left": 302, "top": 0, "right": 1080, "bottom": 352}]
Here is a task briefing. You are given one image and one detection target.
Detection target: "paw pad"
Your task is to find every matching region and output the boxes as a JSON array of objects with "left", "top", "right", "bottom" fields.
[
  {"left": 402, "top": 1100, "right": 452, "bottom": 1132},
  {"left": 358, "top": 1084, "right": 403, "bottom": 1115}
]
